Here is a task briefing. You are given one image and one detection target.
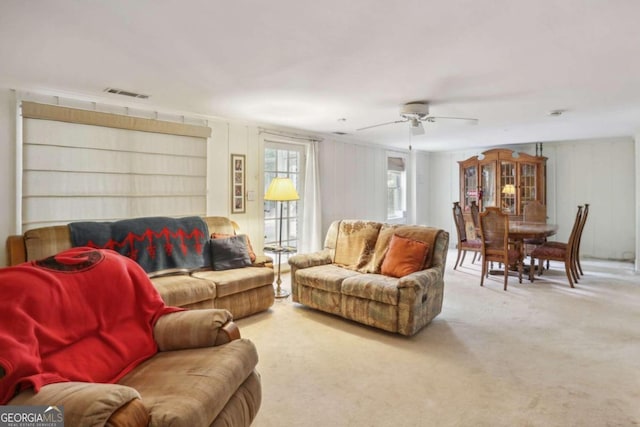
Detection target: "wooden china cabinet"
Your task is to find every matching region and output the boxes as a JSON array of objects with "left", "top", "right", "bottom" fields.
[{"left": 458, "top": 148, "right": 546, "bottom": 216}]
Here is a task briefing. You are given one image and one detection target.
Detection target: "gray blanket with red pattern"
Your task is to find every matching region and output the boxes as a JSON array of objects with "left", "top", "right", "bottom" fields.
[{"left": 69, "top": 216, "right": 209, "bottom": 273}]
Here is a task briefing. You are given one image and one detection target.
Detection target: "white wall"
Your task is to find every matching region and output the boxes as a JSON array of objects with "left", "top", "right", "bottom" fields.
[
  {"left": 634, "top": 134, "right": 639, "bottom": 271},
  {"left": 414, "top": 150, "right": 432, "bottom": 226},
  {"left": 318, "top": 138, "right": 387, "bottom": 234},
  {"left": 424, "top": 138, "right": 636, "bottom": 261},
  {"left": 545, "top": 138, "right": 635, "bottom": 261}
]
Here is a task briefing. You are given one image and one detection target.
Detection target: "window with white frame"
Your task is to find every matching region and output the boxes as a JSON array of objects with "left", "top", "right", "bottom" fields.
[
  {"left": 264, "top": 143, "right": 305, "bottom": 257},
  {"left": 387, "top": 154, "right": 407, "bottom": 223}
]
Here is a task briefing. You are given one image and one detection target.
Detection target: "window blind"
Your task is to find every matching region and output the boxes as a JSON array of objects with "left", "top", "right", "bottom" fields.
[{"left": 21, "top": 102, "right": 210, "bottom": 230}]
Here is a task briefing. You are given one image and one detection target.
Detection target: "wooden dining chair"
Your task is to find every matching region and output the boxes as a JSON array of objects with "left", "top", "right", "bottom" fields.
[
  {"left": 523, "top": 200, "right": 546, "bottom": 222},
  {"left": 574, "top": 203, "right": 589, "bottom": 276},
  {"left": 529, "top": 205, "right": 583, "bottom": 287},
  {"left": 479, "top": 207, "right": 523, "bottom": 290},
  {"left": 522, "top": 200, "right": 548, "bottom": 265},
  {"left": 452, "top": 202, "right": 482, "bottom": 269},
  {"left": 542, "top": 203, "right": 589, "bottom": 278}
]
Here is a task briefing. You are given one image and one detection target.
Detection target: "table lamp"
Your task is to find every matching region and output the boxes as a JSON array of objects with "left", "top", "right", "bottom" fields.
[
  {"left": 264, "top": 177, "right": 299, "bottom": 298},
  {"left": 502, "top": 184, "right": 516, "bottom": 195}
]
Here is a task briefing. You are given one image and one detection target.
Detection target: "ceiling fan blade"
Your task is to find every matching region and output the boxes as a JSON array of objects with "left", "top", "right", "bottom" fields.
[
  {"left": 424, "top": 116, "right": 479, "bottom": 124},
  {"left": 356, "top": 119, "right": 407, "bottom": 131}
]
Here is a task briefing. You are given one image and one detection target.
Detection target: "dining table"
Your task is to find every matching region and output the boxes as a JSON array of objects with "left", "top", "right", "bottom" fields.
[
  {"left": 484, "top": 220, "right": 559, "bottom": 279},
  {"left": 508, "top": 221, "right": 559, "bottom": 241}
]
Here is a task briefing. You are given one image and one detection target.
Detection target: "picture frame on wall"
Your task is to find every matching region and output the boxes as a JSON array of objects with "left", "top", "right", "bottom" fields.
[{"left": 231, "top": 154, "right": 246, "bottom": 213}]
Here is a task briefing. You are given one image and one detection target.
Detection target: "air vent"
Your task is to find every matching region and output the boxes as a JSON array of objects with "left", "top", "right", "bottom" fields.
[{"left": 104, "top": 88, "right": 150, "bottom": 99}]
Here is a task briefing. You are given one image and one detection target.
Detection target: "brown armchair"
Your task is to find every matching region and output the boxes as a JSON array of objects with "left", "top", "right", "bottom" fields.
[
  {"left": 1, "top": 248, "right": 261, "bottom": 427},
  {"left": 7, "top": 309, "right": 260, "bottom": 426}
]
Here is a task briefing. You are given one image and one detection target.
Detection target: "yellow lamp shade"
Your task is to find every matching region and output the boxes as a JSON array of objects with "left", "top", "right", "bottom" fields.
[
  {"left": 264, "top": 177, "right": 299, "bottom": 201},
  {"left": 502, "top": 184, "right": 516, "bottom": 195}
]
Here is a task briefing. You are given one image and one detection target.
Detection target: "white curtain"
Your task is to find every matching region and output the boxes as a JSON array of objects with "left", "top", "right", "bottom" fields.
[{"left": 300, "top": 140, "right": 322, "bottom": 252}]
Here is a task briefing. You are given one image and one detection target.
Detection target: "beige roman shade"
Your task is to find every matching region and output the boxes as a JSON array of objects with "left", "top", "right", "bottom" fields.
[
  {"left": 21, "top": 102, "right": 211, "bottom": 138},
  {"left": 21, "top": 101, "right": 211, "bottom": 230}
]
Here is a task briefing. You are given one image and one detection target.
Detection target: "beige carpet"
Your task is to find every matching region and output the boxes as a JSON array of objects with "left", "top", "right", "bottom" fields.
[{"left": 236, "top": 251, "right": 640, "bottom": 427}]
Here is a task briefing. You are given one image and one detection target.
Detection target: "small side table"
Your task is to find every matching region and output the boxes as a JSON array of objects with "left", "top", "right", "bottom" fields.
[{"left": 263, "top": 245, "right": 297, "bottom": 298}]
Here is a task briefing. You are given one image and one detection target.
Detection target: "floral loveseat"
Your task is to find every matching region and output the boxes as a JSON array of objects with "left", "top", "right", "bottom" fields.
[
  {"left": 289, "top": 220, "right": 448, "bottom": 336},
  {"left": 5, "top": 216, "right": 275, "bottom": 319}
]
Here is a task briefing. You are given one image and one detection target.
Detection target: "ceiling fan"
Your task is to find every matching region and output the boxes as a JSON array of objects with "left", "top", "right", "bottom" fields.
[{"left": 356, "top": 102, "right": 478, "bottom": 135}]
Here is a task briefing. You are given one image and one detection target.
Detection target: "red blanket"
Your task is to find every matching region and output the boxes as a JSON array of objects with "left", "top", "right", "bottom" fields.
[{"left": 0, "top": 247, "right": 182, "bottom": 404}]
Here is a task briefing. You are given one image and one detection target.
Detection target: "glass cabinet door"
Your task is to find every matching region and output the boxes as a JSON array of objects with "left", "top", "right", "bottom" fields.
[
  {"left": 480, "top": 162, "right": 496, "bottom": 209},
  {"left": 519, "top": 162, "right": 538, "bottom": 212},
  {"left": 500, "top": 161, "right": 516, "bottom": 214},
  {"left": 462, "top": 165, "right": 478, "bottom": 209}
]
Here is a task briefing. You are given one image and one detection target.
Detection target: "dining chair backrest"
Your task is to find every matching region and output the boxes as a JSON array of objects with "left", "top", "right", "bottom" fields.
[
  {"left": 576, "top": 203, "right": 589, "bottom": 245},
  {"left": 452, "top": 202, "right": 468, "bottom": 242},
  {"left": 479, "top": 207, "right": 509, "bottom": 255},
  {"left": 574, "top": 203, "right": 589, "bottom": 273},
  {"left": 567, "top": 205, "right": 584, "bottom": 253},
  {"left": 523, "top": 200, "right": 547, "bottom": 223},
  {"left": 470, "top": 201, "right": 480, "bottom": 229}
]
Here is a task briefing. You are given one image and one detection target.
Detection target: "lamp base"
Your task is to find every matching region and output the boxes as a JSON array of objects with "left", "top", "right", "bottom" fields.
[{"left": 275, "top": 287, "right": 290, "bottom": 299}]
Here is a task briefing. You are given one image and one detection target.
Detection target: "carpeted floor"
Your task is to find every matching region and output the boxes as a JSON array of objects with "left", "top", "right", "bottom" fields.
[{"left": 236, "top": 251, "right": 640, "bottom": 427}]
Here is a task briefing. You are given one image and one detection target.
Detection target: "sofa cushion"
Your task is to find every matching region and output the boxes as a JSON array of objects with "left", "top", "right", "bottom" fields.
[
  {"left": 294, "top": 264, "right": 360, "bottom": 293},
  {"left": 333, "top": 220, "right": 382, "bottom": 270},
  {"left": 210, "top": 235, "right": 252, "bottom": 270},
  {"left": 192, "top": 267, "right": 274, "bottom": 298},
  {"left": 151, "top": 274, "right": 216, "bottom": 307},
  {"left": 341, "top": 274, "right": 400, "bottom": 305},
  {"left": 212, "top": 232, "right": 257, "bottom": 262},
  {"left": 381, "top": 234, "right": 429, "bottom": 278},
  {"left": 203, "top": 216, "right": 237, "bottom": 235},
  {"left": 118, "top": 339, "right": 259, "bottom": 427},
  {"left": 364, "top": 224, "right": 442, "bottom": 273}
]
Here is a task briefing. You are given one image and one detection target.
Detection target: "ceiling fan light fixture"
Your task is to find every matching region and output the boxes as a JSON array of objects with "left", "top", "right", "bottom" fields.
[
  {"left": 411, "top": 121, "right": 425, "bottom": 136},
  {"left": 400, "top": 102, "right": 429, "bottom": 120}
]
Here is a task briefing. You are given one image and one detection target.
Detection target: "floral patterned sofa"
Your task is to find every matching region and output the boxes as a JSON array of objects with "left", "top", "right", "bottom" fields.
[{"left": 288, "top": 220, "right": 448, "bottom": 336}]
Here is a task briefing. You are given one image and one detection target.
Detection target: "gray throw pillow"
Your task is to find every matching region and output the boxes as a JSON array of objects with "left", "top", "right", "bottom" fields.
[{"left": 210, "top": 235, "right": 252, "bottom": 270}]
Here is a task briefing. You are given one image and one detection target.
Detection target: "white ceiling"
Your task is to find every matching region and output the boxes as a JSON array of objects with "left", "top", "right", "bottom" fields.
[{"left": 1, "top": 0, "right": 640, "bottom": 151}]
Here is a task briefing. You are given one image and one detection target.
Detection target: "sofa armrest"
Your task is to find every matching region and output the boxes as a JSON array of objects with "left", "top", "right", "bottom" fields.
[
  {"left": 252, "top": 254, "right": 273, "bottom": 267},
  {"left": 288, "top": 249, "right": 332, "bottom": 269},
  {"left": 6, "top": 235, "right": 26, "bottom": 266},
  {"left": 397, "top": 267, "right": 443, "bottom": 291},
  {"left": 8, "top": 382, "right": 144, "bottom": 427},
  {"left": 153, "top": 309, "right": 239, "bottom": 351}
]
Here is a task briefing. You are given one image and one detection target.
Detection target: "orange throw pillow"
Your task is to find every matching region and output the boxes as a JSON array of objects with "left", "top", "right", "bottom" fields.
[
  {"left": 211, "top": 232, "right": 256, "bottom": 262},
  {"left": 380, "top": 234, "right": 429, "bottom": 278}
]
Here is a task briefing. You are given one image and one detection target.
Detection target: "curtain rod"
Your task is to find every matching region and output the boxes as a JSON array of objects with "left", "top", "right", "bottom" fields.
[{"left": 258, "top": 128, "right": 323, "bottom": 143}]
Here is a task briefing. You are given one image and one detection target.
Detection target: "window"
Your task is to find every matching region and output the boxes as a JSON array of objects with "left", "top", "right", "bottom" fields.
[
  {"left": 387, "top": 154, "right": 407, "bottom": 223},
  {"left": 264, "top": 143, "right": 305, "bottom": 259}
]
